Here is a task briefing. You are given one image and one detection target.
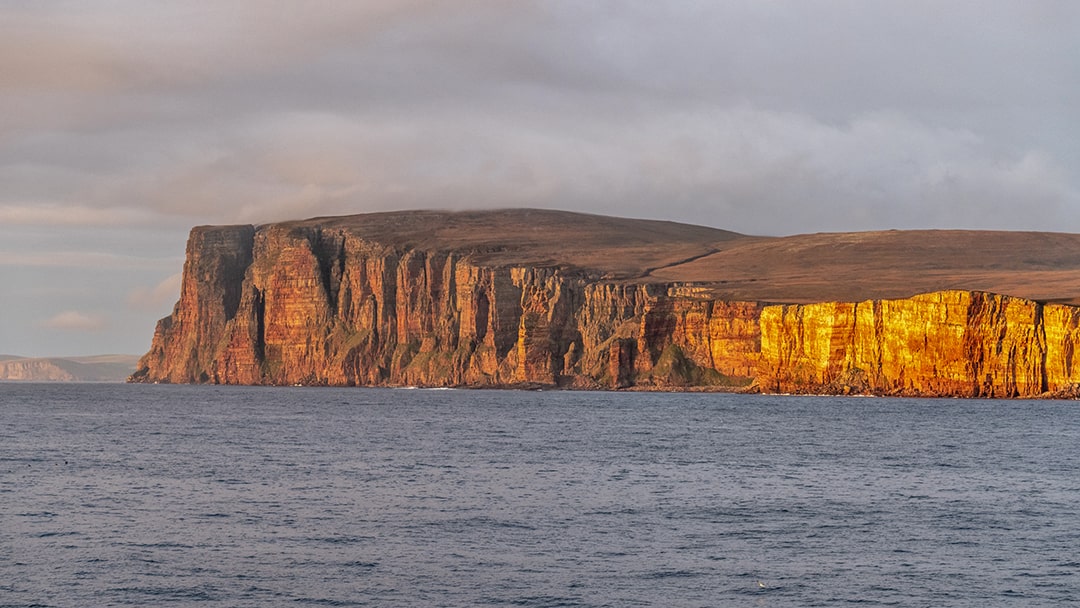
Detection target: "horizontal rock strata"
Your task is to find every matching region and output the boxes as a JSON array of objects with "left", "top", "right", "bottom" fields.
[{"left": 132, "top": 215, "right": 1080, "bottom": 397}]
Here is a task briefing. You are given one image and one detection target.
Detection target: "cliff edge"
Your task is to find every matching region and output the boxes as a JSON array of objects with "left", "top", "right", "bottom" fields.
[{"left": 131, "top": 209, "right": 1080, "bottom": 397}]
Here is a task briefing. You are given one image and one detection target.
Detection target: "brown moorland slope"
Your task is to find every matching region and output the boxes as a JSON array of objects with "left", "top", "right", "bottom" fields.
[
  {"left": 652, "top": 229, "right": 1080, "bottom": 305},
  {"left": 298, "top": 210, "right": 1080, "bottom": 304},
  {"left": 294, "top": 209, "right": 1080, "bottom": 304},
  {"left": 288, "top": 209, "right": 750, "bottom": 279}
]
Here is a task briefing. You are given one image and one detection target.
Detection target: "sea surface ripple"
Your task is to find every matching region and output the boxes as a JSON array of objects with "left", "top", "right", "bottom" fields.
[{"left": 2, "top": 384, "right": 1078, "bottom": 606}]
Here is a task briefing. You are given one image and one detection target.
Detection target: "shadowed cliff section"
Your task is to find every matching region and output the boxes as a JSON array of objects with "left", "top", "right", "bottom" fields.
[{"left": 131, "top": 209, "right": 1080, "bottom": 397}]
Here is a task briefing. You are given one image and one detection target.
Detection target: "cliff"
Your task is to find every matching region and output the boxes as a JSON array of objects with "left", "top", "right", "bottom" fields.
[
  {"left": 1, "top": 355, "right": 140, "bottom": 382},
  {"left": 758, "top": 291, "right": 1080, "bottom": 398},
  {"left": 131, "top": 210, "right": 1080, "bottom": 397}
]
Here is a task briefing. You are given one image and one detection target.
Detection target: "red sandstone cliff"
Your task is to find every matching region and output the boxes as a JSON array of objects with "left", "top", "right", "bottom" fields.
[{"left": 131, "top": 210, "right": 1080, "bottom": 397}]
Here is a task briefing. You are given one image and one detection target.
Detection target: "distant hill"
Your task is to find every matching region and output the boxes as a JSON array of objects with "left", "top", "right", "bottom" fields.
[{"left": 0, "top": 355, "right": 141, "bottom": 382}]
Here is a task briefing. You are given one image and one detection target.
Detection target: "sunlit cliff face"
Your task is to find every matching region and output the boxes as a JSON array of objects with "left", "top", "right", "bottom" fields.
[{"left": 759, "top": 292, "right": 1080, "bottom": 397}]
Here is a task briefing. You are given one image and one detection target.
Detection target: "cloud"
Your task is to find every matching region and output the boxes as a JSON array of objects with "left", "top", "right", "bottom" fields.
[
  {"left": 0, "top": 204, "right": 159, "bottom": 227},
  {"left": 0, "top": 1, "right": 516, "bottom": 99},
  {"left": 0, "top": 250, "right": 180, "bottom": 270},
  {"left": 1, "top": 2, "right": 1076, "bottom": 236},
  {"left": 127, "top": 273, "right": 183, "bottom": 310},
  {"left": 40, "top": 311, "right": 108, "bottom": 332},
  {"left": 114, "top": 104, "right": 1067, "bottom": 235}
]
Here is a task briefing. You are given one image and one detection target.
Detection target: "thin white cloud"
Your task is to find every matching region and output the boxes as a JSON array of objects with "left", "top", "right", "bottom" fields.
[
  {"left": 0, "top": 250, "right": 181, "bottom": 270},
  {"left": 40, "top": 311, "right": 108, "bottom": 332},
  {"left": 0, "top": 204, "right": 160, "bottom": 227},
  {"left": 127, "top": 273, "right": 183, "bottom": 310}
]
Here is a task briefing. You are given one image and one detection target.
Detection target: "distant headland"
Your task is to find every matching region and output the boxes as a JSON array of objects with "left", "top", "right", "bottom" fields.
[
  {"left": 2, "top": 354, "right": 139, "bottom": 382},
  {"left": 129, "top": 209, "right": 1080, "bottom": 398}
]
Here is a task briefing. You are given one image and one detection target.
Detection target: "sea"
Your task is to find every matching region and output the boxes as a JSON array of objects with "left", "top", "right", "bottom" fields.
[{"left": 2, "top": 384, "right": 1078, "bottom": 607}]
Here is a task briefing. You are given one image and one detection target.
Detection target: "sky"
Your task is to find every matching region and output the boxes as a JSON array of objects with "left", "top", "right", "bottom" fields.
[{"left": 1, "top": 1, "right": 1078, "bottom": 357}]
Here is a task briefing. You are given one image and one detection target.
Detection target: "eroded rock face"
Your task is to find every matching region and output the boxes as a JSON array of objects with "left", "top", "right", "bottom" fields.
[
  {"left": 131, "top": 222, "right": 763, "bottom": 389},
  {"left": 757, "top": 291, "right": 1080, "bottom": 397},
  {"left": 132, "top": 216, "right": 1080, "bottom": 397},
  {"left": 130, "top": 224, "right": 254, "bottom": 384}
]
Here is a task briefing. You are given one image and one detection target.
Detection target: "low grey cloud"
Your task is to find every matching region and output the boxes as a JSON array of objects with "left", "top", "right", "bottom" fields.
[
  {"left": 2, "top": 0, "right": 1078, "bottom": 355},
  {"left": 3, "top": 1, "right": 1077, "bottom": 232}
]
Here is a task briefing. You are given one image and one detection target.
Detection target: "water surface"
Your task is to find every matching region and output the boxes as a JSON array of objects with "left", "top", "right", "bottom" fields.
[{"left": 2, "top": 384, "right": 1078, "bottom": 606}]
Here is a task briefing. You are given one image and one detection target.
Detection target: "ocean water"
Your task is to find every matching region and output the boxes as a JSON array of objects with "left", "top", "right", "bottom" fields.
[{"left": 1, "top": 384, "right": 1078, "bottom": 607}]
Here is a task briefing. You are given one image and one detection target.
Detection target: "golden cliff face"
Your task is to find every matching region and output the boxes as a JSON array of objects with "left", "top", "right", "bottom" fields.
[
  {"left": 758, "top": 291, "right": 1080, "bottom": 397},
  {"left": 132, "top": 220, "right": 1080, "bottom": 397}
]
